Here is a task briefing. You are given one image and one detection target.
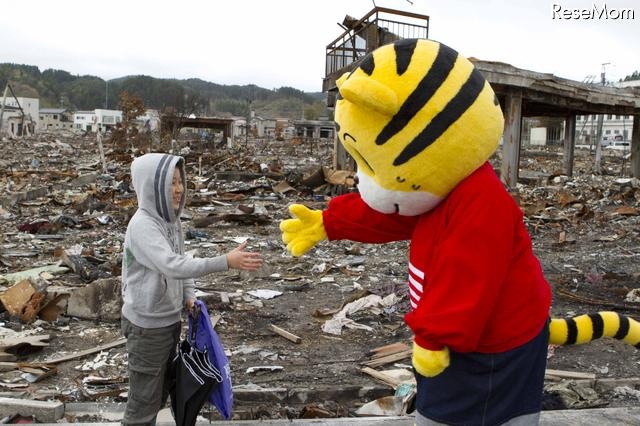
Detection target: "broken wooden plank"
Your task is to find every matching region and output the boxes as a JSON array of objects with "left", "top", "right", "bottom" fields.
[
  {"left": 0, "top": 264, "right": 69, "bottom": 286},
  {"left": 361, "top": 367, "right": 404, "bottom": 389},
  {"left": 0, "top": 361, "right": 19, "bottom": 372},
  {"left": 268, "top": 324, "right": 302, "bottom": 344},
  {"left": 0, "top": 353, "right": 16, "bottom": 362},
  {"left": 545, "top": 368, "right": 597, "bottom": 381},
  {"left": 43, "top": 338, "right": 126, "bottom": 364},
  {"left": 0, "top": 361, "right": 57, "bottom": 373},
  {"left": 20, "top": 364, "right": 57, "bottom": 383},
  {"left": 368, "top": 342, "right": 410, "bottom": 359},
  {"left": 362, "top": 350, "right": 412, "bottom": 368}
]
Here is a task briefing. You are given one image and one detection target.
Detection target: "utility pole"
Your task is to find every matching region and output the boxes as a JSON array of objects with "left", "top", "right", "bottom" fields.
[
  {"left": 105, "top": 80, "right": 109, "bottom": 109},
  {"left": 245, "top": 99, "right": 251, "bottom": 147},
  {"left": 593, "top": 62, "right": 609, "bottom": 174},
  {"left": 0, "top": 83, "right": 8, "bottom": 134}
]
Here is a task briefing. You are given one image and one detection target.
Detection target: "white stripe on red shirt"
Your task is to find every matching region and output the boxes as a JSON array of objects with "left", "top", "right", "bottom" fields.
[{"left": 409, "top": 261, "right": 425, "bottom": 311}]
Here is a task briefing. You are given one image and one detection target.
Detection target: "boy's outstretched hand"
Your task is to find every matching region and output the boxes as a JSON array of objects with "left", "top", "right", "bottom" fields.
[{"left": 226, "top": 242, "right": 263, "bottom": 271}]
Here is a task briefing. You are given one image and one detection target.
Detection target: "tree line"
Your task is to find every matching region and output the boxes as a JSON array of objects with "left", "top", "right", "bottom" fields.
[{"left": 0, "top": 63, "right": 330, "bottom": 120}]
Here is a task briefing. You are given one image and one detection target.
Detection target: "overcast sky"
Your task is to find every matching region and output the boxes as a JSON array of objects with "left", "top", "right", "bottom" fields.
[{"left": 1, "top": 0, "right": 638, "bottom": 92}]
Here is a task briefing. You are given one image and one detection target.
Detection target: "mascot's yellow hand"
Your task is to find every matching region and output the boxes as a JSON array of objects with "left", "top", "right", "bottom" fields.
[
  {"left": 412, "top": 342, "right": 450, "bottom": 377},
  {"left": 279, "top": 204, "right": 327, "bottom": 257}
]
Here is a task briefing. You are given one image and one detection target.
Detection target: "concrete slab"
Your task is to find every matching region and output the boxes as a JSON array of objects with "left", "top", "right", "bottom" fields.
[
  {"left": 44, "top": 406, "right": 640, "bottom": 426},
  {"left": 66, "top": 277, "right": 122, "bottom": 320},
  {"left": 0, "top": 397, "right": 64, "bottom": 422},
  {"left": 540, "top": 407, "right": 640, "bottom": 425}
]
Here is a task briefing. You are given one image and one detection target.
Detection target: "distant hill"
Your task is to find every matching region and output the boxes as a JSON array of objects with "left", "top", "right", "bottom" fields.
[{"left": 0, "top": 63, "right": 330, "bottom": 120}]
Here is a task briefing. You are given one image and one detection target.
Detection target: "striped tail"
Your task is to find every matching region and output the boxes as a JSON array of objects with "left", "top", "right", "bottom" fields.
[{"left": 549, "top": 312, "right": 640, "bottom": 348}]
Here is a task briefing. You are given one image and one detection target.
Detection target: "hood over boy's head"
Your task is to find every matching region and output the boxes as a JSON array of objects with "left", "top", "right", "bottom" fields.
[{"left": 131, "top": 153, "right": 186, "bottom": 223}]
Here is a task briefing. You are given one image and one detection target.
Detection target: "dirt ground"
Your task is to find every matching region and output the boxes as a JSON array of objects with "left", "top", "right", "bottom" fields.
[{"left": 1, "top": 134, "right": 640, "bottom": 421}]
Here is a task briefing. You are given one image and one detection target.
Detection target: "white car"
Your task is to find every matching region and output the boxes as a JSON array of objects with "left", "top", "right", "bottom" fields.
[{"left": 604, "top": 141, "right": 630, "bottom": 150}]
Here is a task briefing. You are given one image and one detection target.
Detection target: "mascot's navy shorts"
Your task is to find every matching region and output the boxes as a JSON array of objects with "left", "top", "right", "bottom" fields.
[{"left": 415, "top": 320, "right": 549, "bottom": 426}]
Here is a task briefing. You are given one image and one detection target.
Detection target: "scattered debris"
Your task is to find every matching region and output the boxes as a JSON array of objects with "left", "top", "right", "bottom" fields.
[
  {"left": 0, "top": 265, "right": 68, "bottom": 286},
  {"left": 65, "top": 278, "right": 122, "bottom": 320},
  {"left": 246, "top": 365, "right": 284, "bottom": 374},
  {"left": 0, "top": 134, "right": 639, "bottom": 421},
  {"left": 43, "top": 338, "right": 126, "bottom": 365},
  {"left": 322, "top": 293, "right": 400, "bottom": 335},
  {"left": 355, "top": 395, "right": 406, "bottom": 416},
  {"left": 0, "top": 334, "right": 50, "bottom": 360},
  {"left": 268, "top": 324, "right": 302, "bottom": 344},
  {"left": 0, "top": 279, "right": 36, "bottom": 317},
  {"left": 613, "top": 386, "right": 640, "bottom": 401},
  {"left": 247, "top": 289, "right": 282, "bottom": 300}
]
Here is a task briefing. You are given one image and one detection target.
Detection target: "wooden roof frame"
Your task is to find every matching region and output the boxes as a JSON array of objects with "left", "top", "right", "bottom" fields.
[{"left": 473, "top": 60, "right": 640, "bottom": 187}]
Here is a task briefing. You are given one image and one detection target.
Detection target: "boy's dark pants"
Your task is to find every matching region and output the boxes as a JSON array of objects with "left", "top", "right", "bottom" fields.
[{"left": 121, "top": 317, "right": 181, "bottom": 426}]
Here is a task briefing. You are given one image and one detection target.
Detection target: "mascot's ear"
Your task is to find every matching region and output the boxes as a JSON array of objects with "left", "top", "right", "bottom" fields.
[{"left": 336, "top": 73, "right": 399, "bottom": 117}]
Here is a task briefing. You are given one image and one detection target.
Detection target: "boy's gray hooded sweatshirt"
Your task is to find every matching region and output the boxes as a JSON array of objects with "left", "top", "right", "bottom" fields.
[{"left": 122, "top": 153, "right": 227, "bottom": 328}]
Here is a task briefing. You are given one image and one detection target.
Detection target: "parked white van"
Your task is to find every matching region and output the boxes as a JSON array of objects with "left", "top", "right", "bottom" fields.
[{"left": 604, "top": 141, "right": 630, "bottom": 150}]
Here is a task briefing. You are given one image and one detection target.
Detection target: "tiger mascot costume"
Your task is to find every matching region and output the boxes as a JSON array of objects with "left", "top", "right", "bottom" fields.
[{"left": 280, "top": 39, "right": 640, "bottom": 425}]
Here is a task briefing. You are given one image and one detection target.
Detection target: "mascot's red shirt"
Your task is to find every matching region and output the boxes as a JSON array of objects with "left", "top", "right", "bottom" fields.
[{"left": 322, "top": 162, "right": 551, "bottom": 353}]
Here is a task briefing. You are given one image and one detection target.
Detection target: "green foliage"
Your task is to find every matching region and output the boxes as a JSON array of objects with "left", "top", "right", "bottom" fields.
[
  {"left": 66, "top": 77, "right": 107, "bottom": 110},
  {"left": 0, "top": 63, "right": 328, "bottom": 119},
  {"left": 253, "top": 98, "right": 304, "bottom": 119},
  {"left": 212, "top": 98, "right": 249, "bottom": 116},
  {"left": 116, "top": 75, "right": 186, "bottom": 111},
  {"left": 622, "top": 71, "right": 640, "bottom": 81},
  {"left": 304, "top": 101, "right": 331, "bottom": 120}
]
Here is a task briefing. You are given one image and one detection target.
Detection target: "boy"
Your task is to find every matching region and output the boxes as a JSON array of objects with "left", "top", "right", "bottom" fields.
[{"left": 121, "top": 153, "right": 262, "bottom": 425}]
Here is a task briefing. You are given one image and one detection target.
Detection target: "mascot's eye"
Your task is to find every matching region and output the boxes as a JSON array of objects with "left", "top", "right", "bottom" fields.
[
  {"left": 343, "top": 133, "right": 356, "bottom": 143},
  {"left": 412, "top": 184, "right": 421, "bottom": 190},
  {"left": 396, "top": 176, "right": 406, "bottom": 183}
]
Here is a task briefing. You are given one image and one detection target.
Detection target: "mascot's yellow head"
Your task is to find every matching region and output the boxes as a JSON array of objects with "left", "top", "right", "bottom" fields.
[{"left": 335, "top": 39, "right": 504, "bottom": 216}]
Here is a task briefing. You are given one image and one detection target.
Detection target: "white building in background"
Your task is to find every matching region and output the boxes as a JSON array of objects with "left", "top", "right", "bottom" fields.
[
  {"left": 253, "top": 116, "right": 276, "bottom": 138},
  {"left": 576, "top": 114, "right": 635, "bottom": 144},
  {"left": 2, "top": 97, "right": 39, "bottom": 128},
  {"left": 94, "top": 109, "right": 122, "bottom": 132},
  {"left": 529, "top": 127, "right": 547, "bottom": 146},
  {"left": 0, "top": 104, "right": 34, "bottom": 136},
  {"left": 73, "top": 111, "right": 96, "bottom": 132},
  {"left": 0, "top": 96, "right": 40, "bottom": 137},
  {"left": 232, "top": 117, "right": 248, "bottom": 140},
  {"left": 73, "top": 109, "right": 122, "bottom": 133}
]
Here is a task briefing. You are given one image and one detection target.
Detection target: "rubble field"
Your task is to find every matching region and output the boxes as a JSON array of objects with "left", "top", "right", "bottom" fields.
[{"left": 1, "top": 133, "right": 640, "bottom": 422}]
